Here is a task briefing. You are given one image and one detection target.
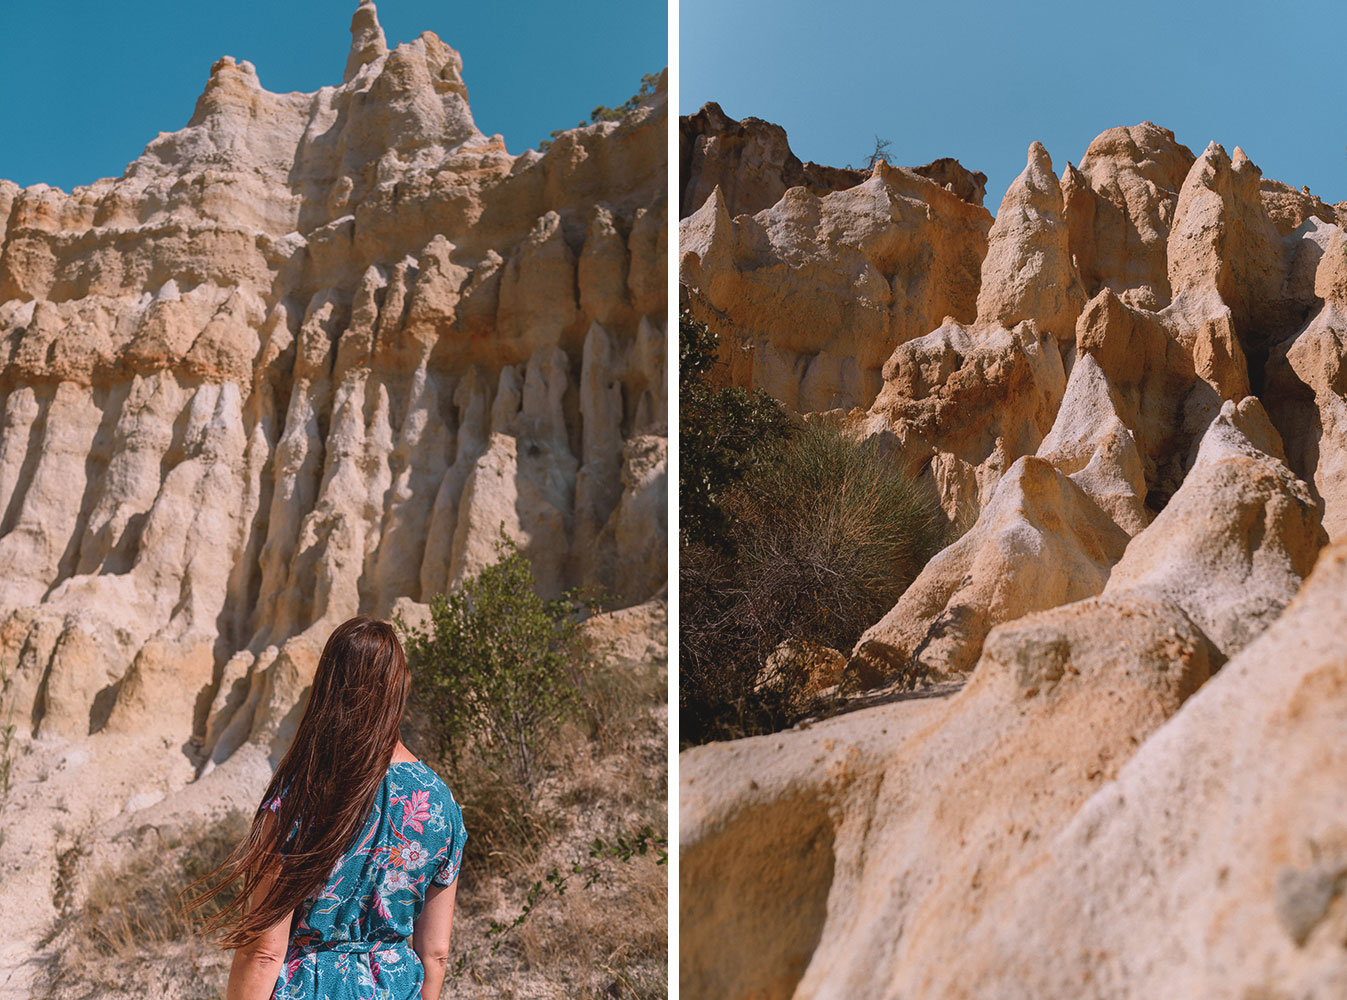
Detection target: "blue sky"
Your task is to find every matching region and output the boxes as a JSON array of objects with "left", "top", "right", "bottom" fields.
[
  {"left": 681, "top": 0, "right": 1347, "bottom": 214},
  {"left": 0, "top": 0, "right": 666, "bottom": 191}
]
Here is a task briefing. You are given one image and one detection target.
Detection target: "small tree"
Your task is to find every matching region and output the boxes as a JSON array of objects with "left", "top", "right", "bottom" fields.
[
  {"left": 865, "top": 135, "right": 892, "bottom": 170},
  {"left": 398, "top": 535, "right": 583, "bottom": 800},
  {"left": 681, "top": 419, "right": 946, "bottom": 745}
]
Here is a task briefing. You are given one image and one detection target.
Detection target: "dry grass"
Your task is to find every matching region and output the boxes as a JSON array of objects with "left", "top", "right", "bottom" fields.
[
  {"left": 515, "top": 852, "right": 667, "bottom": 999},
  {"left": 39, "top": 813, "right": 248, "bottom": 999},
  {"left": 441, "top": 610, "right": 669, "bottom": 999}
]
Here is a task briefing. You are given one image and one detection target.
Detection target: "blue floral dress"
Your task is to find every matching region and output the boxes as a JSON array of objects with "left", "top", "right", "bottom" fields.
[{"left": 265, "top": 761, "right": 468, "bottom": 1000}]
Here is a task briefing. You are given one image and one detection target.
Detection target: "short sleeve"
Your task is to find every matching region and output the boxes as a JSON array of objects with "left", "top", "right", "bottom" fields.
[{"left": 430, "top": 798, "right": 468, "bottom": 888}]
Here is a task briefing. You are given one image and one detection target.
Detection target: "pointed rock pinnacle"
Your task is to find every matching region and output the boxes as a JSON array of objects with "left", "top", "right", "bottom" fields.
[{"left": 344, "top": 0, "right": 388, "bottom": 83}]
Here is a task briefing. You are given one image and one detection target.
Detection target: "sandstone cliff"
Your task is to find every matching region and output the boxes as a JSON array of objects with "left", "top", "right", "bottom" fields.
[
  {"left": 680, "top": 109, "right": 1347, "bottom": 999},
  {"left": 0, "top": 3, "right": 666, "bottom": 986}
]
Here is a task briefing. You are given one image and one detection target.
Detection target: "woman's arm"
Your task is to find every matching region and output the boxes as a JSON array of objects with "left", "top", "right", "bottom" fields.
[
  {"left": 226, "top": 913, "right": 291, "bottom": 1000},
  {"left": 413, "top": 881, "right": 459, "bottom": 1000},
  {"left": 225, "top": 815, "right": 294, "bottom": 1000}
]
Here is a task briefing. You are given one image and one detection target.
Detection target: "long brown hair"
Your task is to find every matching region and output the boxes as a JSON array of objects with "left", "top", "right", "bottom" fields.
[{"left": 189, "top": 616, "right": 412, "bottom": 946}]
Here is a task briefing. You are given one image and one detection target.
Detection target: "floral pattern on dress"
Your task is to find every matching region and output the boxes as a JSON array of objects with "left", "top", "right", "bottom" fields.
[{"left": 264, "top": 761, "right": 467, "bottom": 1000}]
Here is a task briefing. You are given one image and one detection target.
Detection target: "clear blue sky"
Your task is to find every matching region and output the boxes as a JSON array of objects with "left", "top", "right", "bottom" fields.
[
  {"left": 0, "top": 0, "right": 666, "bottom": 192},
  {"left": 681, "top": 0, "right": 1347, "bottom": 214}
]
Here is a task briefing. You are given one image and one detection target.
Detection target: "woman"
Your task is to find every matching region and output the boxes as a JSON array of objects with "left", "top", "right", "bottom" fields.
[{"left": 192, "top": 616, "right": 468, "bottom": 1000}]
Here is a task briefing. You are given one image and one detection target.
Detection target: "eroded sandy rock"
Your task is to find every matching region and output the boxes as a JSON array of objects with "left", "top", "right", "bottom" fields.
[
  {"left": 1100, "top": 397, "right": 1324, "bottom": 660},
  {"left": 679, "top": 102, "right": 865, "bottom": 220},
  {"left": 679, "top": 104, "right": 1346, "bottom": 1000},
  {"left": 975, "top": 142, "right": 1085, "bottom": 342},
  {"left": 1266, "top": 226, "right": 1347, "bottom": 541},
  {"left": 935, "top": 539, "right": 1347, "bottom": 999},
  {"left": 859, "top": 319, "right": 1066, "bottom": 524},
  {"left": 0, "top": 5, "right": 666, "bottom": 985},
  {"left": 1168, "top": 141, "right": 1316, "bottom": 351},
  {"left": 1260, "top": 175, "right": 1339, "bottom": 236},
  {"left": 682, "top": 584, "right": 1214, "bottom": 1000},
  {"left": 849, "top": 454, "right": 1130, "bottom": 685},
  {"left": 679, "top": 104, "right": 989, "bottom": 224},
  {"left": 683, "top": 452, "right": 1327, "bottom": 1000},
  {"left": 680, "top": 158, "right": 991, "bottom": 411},
  {"left": 1066, "top": 121, "right": 1195, "bottom": 306}
]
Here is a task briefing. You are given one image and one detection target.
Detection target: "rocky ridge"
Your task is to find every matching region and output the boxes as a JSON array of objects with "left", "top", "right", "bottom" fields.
[
  {"left": 0, "top": 3, "right": 666, "bottom": 988},
  {"left": 680, "top": 108, "right": 1347, "bottom": 998}
]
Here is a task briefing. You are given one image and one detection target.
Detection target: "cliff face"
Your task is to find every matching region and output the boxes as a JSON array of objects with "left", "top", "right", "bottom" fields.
[
  {"left": 680, "top": 110, "right": 1347, "bottom": 998},
  {"left": 679, "top": 107, "right": 991, "bottom": 412},
  {"left": 0, "top": 1, "right": 665, "bottom": 974}
]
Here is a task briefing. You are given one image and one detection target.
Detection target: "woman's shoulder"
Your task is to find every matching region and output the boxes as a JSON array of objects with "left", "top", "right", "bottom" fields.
[{"left": 390, "top": 760, "right": 462, "bottom": 812}]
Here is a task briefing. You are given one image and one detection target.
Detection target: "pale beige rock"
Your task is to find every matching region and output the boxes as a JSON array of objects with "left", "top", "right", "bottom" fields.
[
  {"left": 1072, "top": 285, "right": 1251, "bottom": 506},
  {"left": 754, "top": 639, "right": 847, "bottom": 714},
  {"left": 680, "top": 102, "right": 862, "bottom": 219},
  {"left": 1260, "top": 175, "right": 1339, "bottom": 236},
  {"left": 1066, "top": 121, "right": 1195, "bottom": 306},
  {"left": 1035, "top": 352, "right": 1150, "bottom": 534},
  {"left": 588, "top": 433, "right": 668, "bottom": 605},
  {"left": 1101, "top": 397, "right": 1324, "bottom": 660},
  {"left": 1168, "top": 141, "right": 1311, "bottom": 349},
  {"left": 678, "top": 106, "right": 1346, "bottom": 1000},
  {"left": 849, "top": 453, "right": 1130, "bottom": 685},
  {"left": 682, "top": 586, "right": 1213, "bottom": 1000},
  {"left": 1266, "top": 226, "right": 1347, "bottom": 541},
  {"left": 679, "top": 103, "right": 988, "bottom": 221},
  {"left": 576, "top": 595, "right": 668, "bottom": 671},
  {"left": 344, "top": 0, "right": 389, "bottom": 83},
  {"left": 934, "top": 539, "right": 1347, "bottom": 999},
  {"left": 975, "top": 142, "right": 1085, "bottom": 342},
  {"left": 859, "top": 319, "right": 1066, "bottom": 525},
  {"left": 681, "top": 390, "right": 1327, "bottom": 1000},
  {"left": 680, "top": 160, "right": 992, "bottom": 411}
]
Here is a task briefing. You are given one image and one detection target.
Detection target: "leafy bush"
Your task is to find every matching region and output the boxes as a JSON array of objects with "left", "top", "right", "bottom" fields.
[
  {"left": 400, "top": 536, "right": 585, "bottom": 800},
  {"left": 681, "top": 404, "right": 945, "bottom": 744},
  {"left": 678, "top": 311, "right": 794, "bottom": 551}
]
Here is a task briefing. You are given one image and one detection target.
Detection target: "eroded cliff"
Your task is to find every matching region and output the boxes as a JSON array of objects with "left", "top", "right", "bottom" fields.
[
  {"left": 0, "top": 2, "right": 666, "bottom": 984},
  {"left": 680, "top": 108, "right": 1347, "bottom": 999}
]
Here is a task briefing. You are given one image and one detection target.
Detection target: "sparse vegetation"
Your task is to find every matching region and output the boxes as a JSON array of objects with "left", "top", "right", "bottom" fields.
[
  {"left": 679, "top": 311, "right": 795, "bottom": 551},
  {"left": 864, "top": 135, "right": 893, "bottom": 170},
  {"left": 455, "top": 826, "right": 667, "bottom": 974},
  {"left": 398, "top": 541, "right": 668, "bottom": 996},
  {"left": 538, "top": 72, "right": 660, "bottom": 151},
  {"left": 39, "top": 814, "right": 248, "bottom": 999},
  {"left": 37, "top": 547, "right": 665, "bottom": 1000},
  {"left": 1, "top": 658, "right": 16, "bottom": 799},
  {"left": 398, "top": 535, "right": 586, "bottom": 827},
  {"left": 680, "top": 314, "right": 946, "bottom": 745}
]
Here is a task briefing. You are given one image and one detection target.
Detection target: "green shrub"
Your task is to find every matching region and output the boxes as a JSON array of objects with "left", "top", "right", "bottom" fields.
[
  {"left": 398, "top": 536, "right": 585, "bottom": 803},
  {"left": 680, "top": 418, "right": 945, "bottom": 745},
  {"left": 538, "top": 71, "right": 661, "bottom": 150},
  {"left": 733, "top": 420, "right": 944, "bottom": 650},
  {"left": 678, "top": 311, "right": 794, "bottom": 551}
]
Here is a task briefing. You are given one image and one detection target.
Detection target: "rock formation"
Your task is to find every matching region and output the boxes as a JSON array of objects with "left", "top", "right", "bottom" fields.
[
  {"left": 679, "top": 161, "right": 990, "bottom": 412},
  {"left": 681, "top": 108, "right": 1347, "bottom": 998},
  {"left": 0, "top": 4, "right": 665, "bottom": 987}
]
